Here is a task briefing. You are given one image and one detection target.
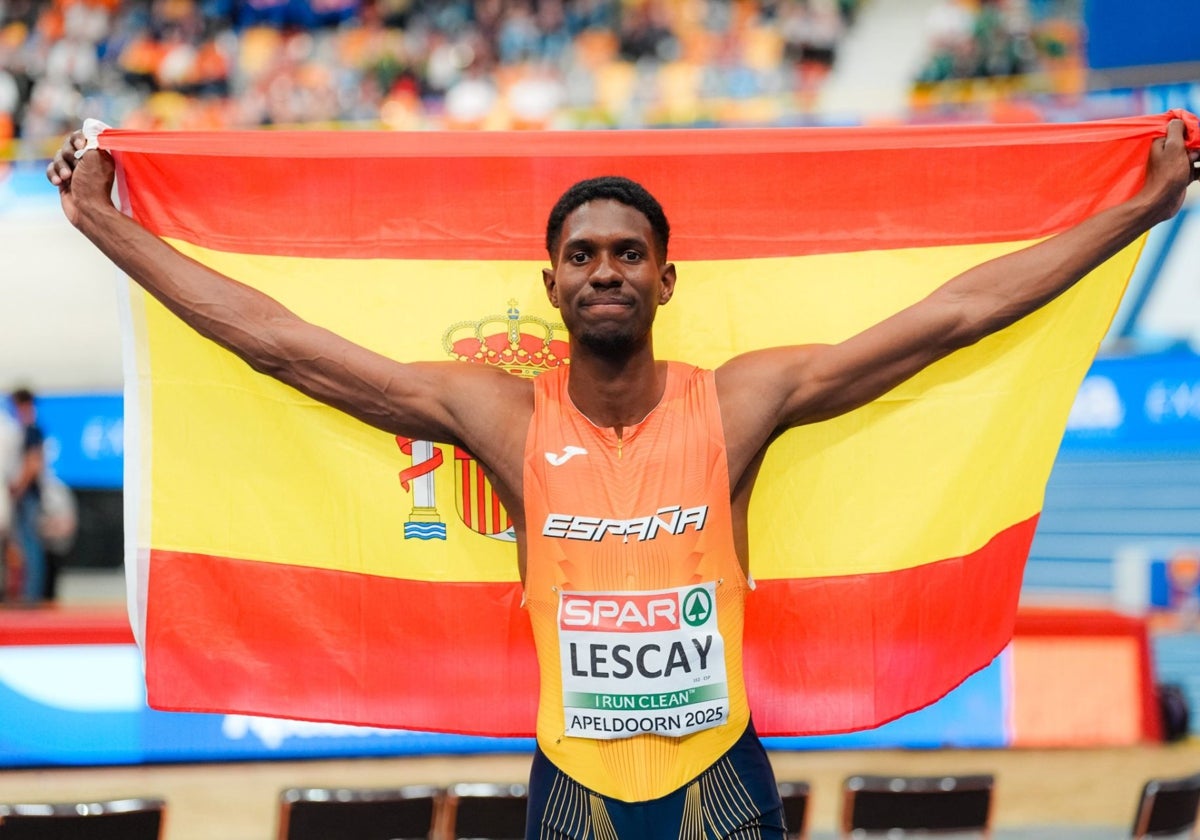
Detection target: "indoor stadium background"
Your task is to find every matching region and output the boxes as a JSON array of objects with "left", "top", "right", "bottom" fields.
[{"left": 1, "top": 0, "right": 1199, "bottom": 837}]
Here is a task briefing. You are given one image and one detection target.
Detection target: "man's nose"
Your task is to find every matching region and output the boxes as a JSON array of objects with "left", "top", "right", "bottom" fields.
[{"left": 589, "top": 253, "right": 621, "bottom": 284}]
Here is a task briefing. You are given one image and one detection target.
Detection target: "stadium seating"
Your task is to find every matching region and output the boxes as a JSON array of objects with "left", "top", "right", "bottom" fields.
[
  {"left": 275, "top": 785, "right": 441, "bottom": 840},
  {"left": 0, "top": 797, "right": 165, "bottom": 839},
  {"left": 0, "top": 0, "right": 865, "bottom": 146},
  {"left": 441, "top": 782, "right": 528, "bottom": 839},
  {"left": 1130, "top": 772, "right": 1200, "bottom": 838},
  {"left": 778, "top": 779, "right": 811, "bottom": 839},
  {"left": 840, "top": 773, "right": 994, "bottom": 838}
]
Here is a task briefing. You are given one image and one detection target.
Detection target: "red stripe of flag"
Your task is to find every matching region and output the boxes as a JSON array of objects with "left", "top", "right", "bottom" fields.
[
  {"left": 458, "top": 456, "right": 472, "bottom": 531},
  {"left": 144, "top": 515, "right": 1037, "bottom": 736},
  {"left": 475, "top": 462, "right": 486, "bottom": 533},
  {"left": 102, "top": 114, "right": 1197, "bottom": 262}
]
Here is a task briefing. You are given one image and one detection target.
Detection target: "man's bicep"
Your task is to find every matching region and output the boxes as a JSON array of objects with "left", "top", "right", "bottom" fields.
[
  {"left": 260, "top": 324, "right": 481, "bottom": 445},
  {"left": 719, "top": 306, "right": 952, "bottom": 433},
  {"left": 775, "top": 301, "right": 963, "bottom": 426}
]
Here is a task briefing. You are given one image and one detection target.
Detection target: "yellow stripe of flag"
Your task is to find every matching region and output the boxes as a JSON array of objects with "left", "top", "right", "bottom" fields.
[{"left": 142, "top": 236, "right": 1138, "bottom": 582}]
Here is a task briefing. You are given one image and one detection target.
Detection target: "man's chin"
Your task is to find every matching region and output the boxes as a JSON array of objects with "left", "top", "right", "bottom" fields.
[{"left": 575, "top": 328, "right": 640, "bottom": 356}]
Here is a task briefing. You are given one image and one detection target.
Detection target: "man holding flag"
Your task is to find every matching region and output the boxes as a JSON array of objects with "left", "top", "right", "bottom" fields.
[{"left": 48, "top": 120, "right": 1197, "bottom": 839}]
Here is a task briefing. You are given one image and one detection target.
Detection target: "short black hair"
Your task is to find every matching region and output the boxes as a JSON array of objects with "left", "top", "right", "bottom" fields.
[
  {"left": 545, "top": 176, "right": 670, "bottom": 262},
  {"left": 11, "top": 387, "right": 34, "bottom": 405}
]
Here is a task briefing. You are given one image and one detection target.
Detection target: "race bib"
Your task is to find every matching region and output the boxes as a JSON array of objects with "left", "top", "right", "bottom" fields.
[{"left": 558, "top": 582, "right": 729, "bottom": 739}]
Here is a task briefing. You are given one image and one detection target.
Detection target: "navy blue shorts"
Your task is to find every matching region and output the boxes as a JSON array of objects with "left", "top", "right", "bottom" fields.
[{"left": 526, "top": 721, "right": 785, "bottom": 839}]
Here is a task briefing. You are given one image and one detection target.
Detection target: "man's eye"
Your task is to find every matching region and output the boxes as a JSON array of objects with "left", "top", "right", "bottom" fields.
[
  {"left": 622, "top": 251, "right": 642, "bottom": 261},
  {"left": 570, "top": 252, "right": 588, "bottom": 263}
]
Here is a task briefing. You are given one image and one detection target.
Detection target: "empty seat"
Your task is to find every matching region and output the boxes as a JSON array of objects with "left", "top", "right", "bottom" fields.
[
  {"left": 1131, "top": 772, "right": 1200, "bottom": 838},
  {"left": 276, "top": 785, "right": 441, "bottom": 840},
  {"left": 777, "top": 780, "right": 811, "bottom": 840},
  {"left": 0, "top": 797, "right": 165, "bottom": 839},
  {"left": 841, "top": 773, "right": 994, "bottom": 838},
  {"left": 443, "top": 782, "right": 528, "bottom": 840}
]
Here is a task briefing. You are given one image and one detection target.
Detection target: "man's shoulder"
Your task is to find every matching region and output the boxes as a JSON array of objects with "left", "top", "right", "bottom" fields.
[{"left": 445, "top": 363, "right": 536, "bottom": 439}]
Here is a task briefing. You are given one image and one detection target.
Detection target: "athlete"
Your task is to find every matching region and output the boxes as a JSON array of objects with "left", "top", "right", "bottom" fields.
[{"left": 49, "top": 121, "right": 1197, "bottom": 838}]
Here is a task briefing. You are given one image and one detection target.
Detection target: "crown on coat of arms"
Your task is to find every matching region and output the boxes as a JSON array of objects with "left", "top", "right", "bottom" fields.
[{"left": 442, "top": 300, "right": 569, "bottom": 377}]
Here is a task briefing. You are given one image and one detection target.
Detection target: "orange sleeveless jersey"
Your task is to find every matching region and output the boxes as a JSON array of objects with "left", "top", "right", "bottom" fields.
[{"left": 523, "top": 361, "right": 752, "bottom": 802}]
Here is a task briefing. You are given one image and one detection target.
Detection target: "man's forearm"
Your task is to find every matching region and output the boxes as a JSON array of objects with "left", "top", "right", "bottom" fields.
[
  {"left": 941, "top": 121, "right": 1196, "bottom": 350},
  {"left": 69, "top": 197, "right": 439, "bottom": 438},
  {"left": 75, "top": 202, "right": 301, "bottom": 378},
  {"left": 937, "top": 189, "right": 1162, "bottom": 349}
]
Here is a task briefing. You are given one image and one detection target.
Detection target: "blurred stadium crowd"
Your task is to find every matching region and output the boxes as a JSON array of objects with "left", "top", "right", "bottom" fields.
[
  {"left": 917, "top": 0, "right": 1077, "bottom": 83},
  {"left": 0, "top": 0, "right": 1083, "bottom": 154}
]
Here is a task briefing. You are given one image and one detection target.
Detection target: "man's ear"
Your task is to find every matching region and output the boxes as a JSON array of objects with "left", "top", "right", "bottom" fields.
[
  {"left": 659, "top": 262, "right": 677, "bottom": 305},
  {"left": 543, "top": 266, "right": 559, "bottom": 308}
]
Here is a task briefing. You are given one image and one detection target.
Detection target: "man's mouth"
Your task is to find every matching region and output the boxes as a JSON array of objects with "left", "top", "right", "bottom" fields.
[{"left": 583, "top": 297, "right": 633, "bottom": 308}]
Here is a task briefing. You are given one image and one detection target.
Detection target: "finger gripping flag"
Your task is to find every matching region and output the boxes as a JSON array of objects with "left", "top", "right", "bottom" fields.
[{"left": 104, "top": 111, "right": 1197, "bottom": 737}]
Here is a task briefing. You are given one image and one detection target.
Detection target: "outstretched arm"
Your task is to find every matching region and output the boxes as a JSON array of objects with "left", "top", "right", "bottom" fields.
[
  {"left": 46, "top": 131, "right": 526, "bottom": 451},
  {"left": 718, "top": 118, "right": 1199, "bottom": 466}
]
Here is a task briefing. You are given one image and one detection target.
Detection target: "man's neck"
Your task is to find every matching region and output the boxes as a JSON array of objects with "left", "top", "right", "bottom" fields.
[{"left": 565, "top": 343, "right": 667, "bottom": 433}]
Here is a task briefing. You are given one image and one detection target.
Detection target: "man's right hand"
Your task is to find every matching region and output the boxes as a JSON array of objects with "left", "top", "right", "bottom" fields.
[
  {"left": 1139, "top": 118, "right": 1200, "bottom": 226},
  {"left": 45, "top": 129, "right": 116, "bottom": 229}
]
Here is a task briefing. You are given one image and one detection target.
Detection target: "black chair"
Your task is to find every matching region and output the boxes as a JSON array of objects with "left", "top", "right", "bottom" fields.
[
  {"left": 841, "top": 774, "right": 994, "bottom": 838},
  {"left": 443, "top": 782, "right": 528, "bottom": 840},
  {"left": 276, "top": 785, "right": 442, "bottom": 840},
  {"left": 1131, "top": 773, "right": 1200, "bottom": 838},
  {"left": 777, "top": 780, "right": 811, "bottom": 840},
  {"left": 0, "top": 797, "right": 165, "bottom": 839}
]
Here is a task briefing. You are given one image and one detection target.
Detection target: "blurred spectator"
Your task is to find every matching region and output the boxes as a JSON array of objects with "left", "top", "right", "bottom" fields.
[
  {"left": 0, "top": 0, "right": 864, "bottom": 146},
  {"left": 0, "top": 407, "right": 18, "bottom": 600},
  {"left": 39, "top": 466, "right": 80, "bottom": 600},
  {"left": 7, "top": 387, "right": 45, "bottom": 604}
]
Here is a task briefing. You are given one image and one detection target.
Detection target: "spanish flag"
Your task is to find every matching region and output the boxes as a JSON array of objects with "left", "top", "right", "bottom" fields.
[{"left": 104, "top": 112, "right": 1196, "bottom": 737}]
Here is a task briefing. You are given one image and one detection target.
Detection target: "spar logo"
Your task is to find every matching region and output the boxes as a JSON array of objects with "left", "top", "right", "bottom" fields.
[
  {"left": 560, "top": 587, "right": 714, "bottom": 632},
  {"left": 562, "top": 592, "right": 680, "bottom": 633},
  {"left": 682, "top": 587, "right": 712, "bottom": 627},
  {"left": 394, "top": 301, "right": 568, "bottom": 543}
]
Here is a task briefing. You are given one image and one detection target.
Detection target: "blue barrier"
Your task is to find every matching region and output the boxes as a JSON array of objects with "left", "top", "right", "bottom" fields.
[
  {"left": 1085, "top": 0, "right": 1200, "bottom": 71},
  {"left": 0, "top": 642, "right": 1004, "bottom": 767},
  {"left": 1062, "top": 349, "right": 1200, "bottom": 455},
  {"left": 0, "top": 644, "right": 532, "bottom": 767},
  {"left": 32, "top": 394, "right": 124, "bottom": 490}
]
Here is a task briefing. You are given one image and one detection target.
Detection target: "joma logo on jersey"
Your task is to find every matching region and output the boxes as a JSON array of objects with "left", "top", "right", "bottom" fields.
[
  {"left": 542, "top": 505, "right": 708, "bottom": 542},
  {"left": 561, "top": 593, "right": 680, "bottom": 632}
]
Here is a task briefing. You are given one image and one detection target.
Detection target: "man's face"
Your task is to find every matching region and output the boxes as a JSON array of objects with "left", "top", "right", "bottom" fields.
[{"left": 542, "top": 199, "right": 676, "bottom": 356}]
